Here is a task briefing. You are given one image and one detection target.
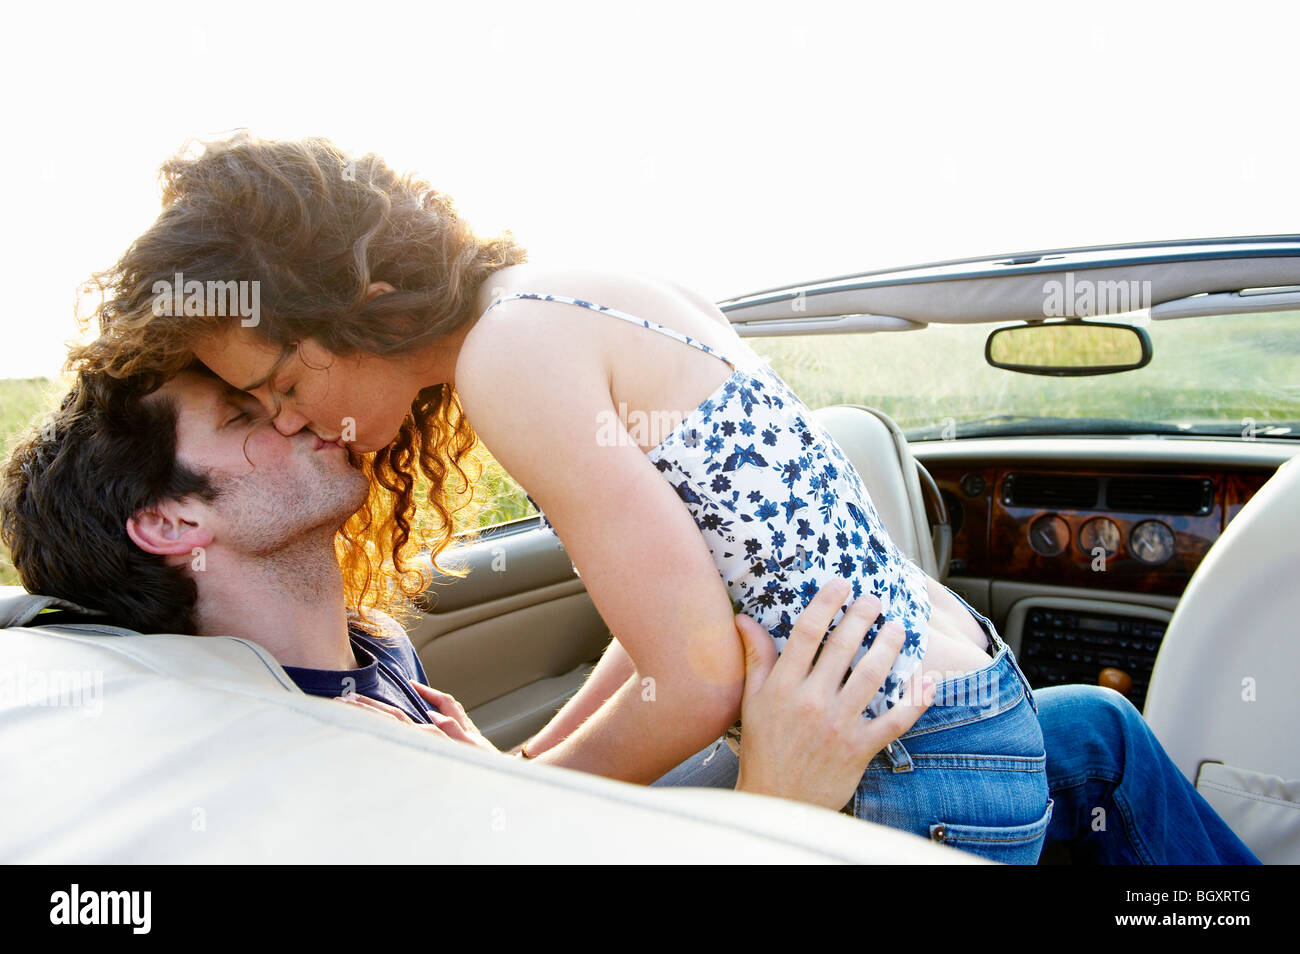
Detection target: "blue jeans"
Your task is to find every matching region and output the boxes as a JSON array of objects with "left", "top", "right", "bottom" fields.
[
  {"left": 848, "top": 595, "right": 1051, "bottom": 864},
  {"left": 657, "top": 589, "right": 1052, "bottom": 864},
  {"left": 652, "top": 589, "right": 1261, "bottom": 865},
  {"left": 1037, "top": 681, "right": 1259, "bottom": 863}
]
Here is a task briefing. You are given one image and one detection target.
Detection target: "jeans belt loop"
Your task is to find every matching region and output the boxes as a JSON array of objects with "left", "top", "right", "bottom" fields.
[
  {"left": 885, "top": 737, "right": 914, "bottom": 773},
  {"left": 984, "top": 610, "right": 1038, "bottom": 715}
]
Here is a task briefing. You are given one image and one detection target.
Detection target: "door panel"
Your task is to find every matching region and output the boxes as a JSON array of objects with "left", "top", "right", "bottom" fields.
[{"left": 406, "top": 524, "right": 611, "bottom": 747}]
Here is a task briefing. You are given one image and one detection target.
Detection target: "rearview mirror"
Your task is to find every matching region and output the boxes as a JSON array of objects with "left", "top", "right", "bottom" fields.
[{"left": 985, "top": 321, "right": 1152, "bottom": 376}]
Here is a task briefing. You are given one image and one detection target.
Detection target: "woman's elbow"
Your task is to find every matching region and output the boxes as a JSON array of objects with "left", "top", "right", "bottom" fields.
[
  {"left": 683, "top": 625, "right": 747, "bottom": 728},
  {"left": 704, "top": 674, "right": 746, "bottom": 735}
]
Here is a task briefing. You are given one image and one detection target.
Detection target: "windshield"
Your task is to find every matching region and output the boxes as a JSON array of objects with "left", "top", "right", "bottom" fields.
[{"left": 746, "top": 310, "right": 1299, "bottom": 441}]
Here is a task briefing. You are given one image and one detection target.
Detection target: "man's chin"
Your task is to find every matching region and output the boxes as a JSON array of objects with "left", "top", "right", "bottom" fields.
[
  {"left": 343, "top": 445, "right": 366, "bottom": 470},
  {"left": 310, "top": 440, "right": 365, "bottom": 472},
  {"left": 319, "top": 478, "right": 372, "bottom": 535},
  {"left": 349, "top": 463, "right": 375, "bottom": 509},
  {"left": 303, "top": 450, "right": 371, "bottom": 514}
]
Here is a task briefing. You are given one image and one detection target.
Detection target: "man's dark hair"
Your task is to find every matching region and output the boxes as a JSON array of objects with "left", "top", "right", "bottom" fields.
[{"left": 1, "top": 371, "right": 220, "bottom": 633}]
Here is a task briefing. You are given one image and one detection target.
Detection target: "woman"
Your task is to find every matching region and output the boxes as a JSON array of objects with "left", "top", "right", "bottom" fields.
[{"left": 72, "top": 133, "right": 1256, "bottom": 863}]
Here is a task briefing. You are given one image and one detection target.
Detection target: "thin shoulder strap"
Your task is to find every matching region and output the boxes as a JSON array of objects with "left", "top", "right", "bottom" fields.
[{"left": 481, "top": 292, "right": 755, "bottom": 372}]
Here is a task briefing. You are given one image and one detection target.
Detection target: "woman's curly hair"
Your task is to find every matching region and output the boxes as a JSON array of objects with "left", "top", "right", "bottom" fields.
[{"left": 68, "top": 132, "right": 529, "bottom": 620}]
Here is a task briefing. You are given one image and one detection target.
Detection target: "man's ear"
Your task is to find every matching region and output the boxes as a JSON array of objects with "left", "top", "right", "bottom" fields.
[
  {"left": 125, "top": 499, "right": 215, "bottom": 558},
  {"left": 365, "top": 281, "right": 395, "bottom": 302}
]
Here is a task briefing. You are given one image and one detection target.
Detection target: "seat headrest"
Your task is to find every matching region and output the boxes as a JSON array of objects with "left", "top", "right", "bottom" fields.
[{"left": 0, "top": 586, "right": 108, "bottom": 628}]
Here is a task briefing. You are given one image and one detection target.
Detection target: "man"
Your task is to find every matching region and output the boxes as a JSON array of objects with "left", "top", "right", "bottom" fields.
[
  {"left": 0, "top": 366, "right": 442, "bottom": 720},
  {"left": 0, "top": 365, "right": 923, "bottom": 810}
]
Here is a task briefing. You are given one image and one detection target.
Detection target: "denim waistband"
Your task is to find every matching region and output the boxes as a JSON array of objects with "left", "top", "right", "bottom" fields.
[
  {"left": 942, "top": 586, "right": 1037, "bottom": 713},
  {"left": 875, "top": 588, "right": 1040, "bottom": 771}
]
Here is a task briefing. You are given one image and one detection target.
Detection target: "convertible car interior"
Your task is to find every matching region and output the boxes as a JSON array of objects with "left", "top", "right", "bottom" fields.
[{"left": 2, "top": 236, "right": 1296, "bottom": 863}]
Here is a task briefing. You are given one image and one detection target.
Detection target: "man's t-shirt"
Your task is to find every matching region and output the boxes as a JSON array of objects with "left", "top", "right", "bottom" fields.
[{"left": 281, "top": 615, "right": 438, "bottom": 725}]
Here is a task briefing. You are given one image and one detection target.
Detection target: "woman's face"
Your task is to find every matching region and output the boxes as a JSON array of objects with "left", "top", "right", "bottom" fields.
[{"left": 194, "top": 328, "right": 420, "bottom": 455}]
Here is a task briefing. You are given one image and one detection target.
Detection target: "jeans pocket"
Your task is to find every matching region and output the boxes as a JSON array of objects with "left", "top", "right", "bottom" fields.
[{"left": 929, "top": 797, "right": 1054, "bottom": 865}]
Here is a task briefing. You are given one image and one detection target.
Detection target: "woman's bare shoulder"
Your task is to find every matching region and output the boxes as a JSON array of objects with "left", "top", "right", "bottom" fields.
[
  {"left": 461, "top": 263, "right": 623, "bottom": 361},
  {"left": 458, "top": 263, "right": 736, "bottom": 414},
  {"left": 472, "top": 264, "right": 730, "bottom": 340}
]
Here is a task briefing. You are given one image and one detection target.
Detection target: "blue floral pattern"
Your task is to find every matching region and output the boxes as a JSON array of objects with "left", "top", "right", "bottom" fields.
[{"left": 486, "top": 292, "right": 932, "bottom": 719}]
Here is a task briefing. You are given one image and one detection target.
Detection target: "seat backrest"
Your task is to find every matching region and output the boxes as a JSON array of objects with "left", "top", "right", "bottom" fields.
[
  {"left": 0, "top": 606, "right": 972, "bottom": 863},
  {"left": 810, "top": 404, "right": 939, "bottom": 577},
  {"left": 1143, "top": 451, "right": 1300, "bottom": 862},
  {"left": 1144, "top": 452, "right": 1300, "bottom": 782}
]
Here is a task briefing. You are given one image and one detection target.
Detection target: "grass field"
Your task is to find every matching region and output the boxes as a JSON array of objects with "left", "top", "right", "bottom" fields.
[
  {"left": 0, "top": 377, "right": 70, "bottom": 586},
  {"left": 1, "top": 310, "right": 1295, "bottom": 588}
]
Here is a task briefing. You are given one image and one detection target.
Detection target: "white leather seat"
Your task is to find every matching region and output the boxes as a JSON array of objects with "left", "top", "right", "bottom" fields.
[
  {"left": 0, "top": 590, "right": 975, "bottom": 863},
  {"left": 1143, "top": 453, "right": 1300, "bottom": 863},
  {"left": 811, "top": 404, "right": 947, "bottom": 578}
]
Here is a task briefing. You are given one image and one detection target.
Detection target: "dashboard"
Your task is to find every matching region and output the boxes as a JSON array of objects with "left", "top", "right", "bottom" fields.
[
  {"left": 913, "top": 437, "right": 1294, "bottom": 712},
  {"left": 940, "top": 465, "right": 1268, "bottom": 593}
]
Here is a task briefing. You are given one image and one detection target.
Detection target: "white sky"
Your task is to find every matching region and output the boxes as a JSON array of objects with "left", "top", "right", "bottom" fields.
[{"left": 2, "top": 0, "right": 1296, "bottom": 379}]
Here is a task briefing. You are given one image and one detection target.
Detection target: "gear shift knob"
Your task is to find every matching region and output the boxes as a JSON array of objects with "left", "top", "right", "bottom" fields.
[{"left": 1098, "top": 667, "right": 1133, "bottom": 697}]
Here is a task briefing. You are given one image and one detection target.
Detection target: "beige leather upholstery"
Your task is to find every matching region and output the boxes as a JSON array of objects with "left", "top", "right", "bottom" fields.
[
  {"left": 810, "top": 404, "right": 942, "bottom": 578},
  {"left": 0, "top": 597, "right": 976, "bottom": 863},
  {"left": 1143, "top": 452, "right": 1300, "bottom": 863}
]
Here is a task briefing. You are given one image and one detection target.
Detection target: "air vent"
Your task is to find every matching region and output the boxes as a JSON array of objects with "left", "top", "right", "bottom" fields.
[
  {"left": 1105, "top": 477, "right": 1213, "bottom": 515},
  {"left": 1003, "top": 473, "right": 1100, "bottom": 509}
]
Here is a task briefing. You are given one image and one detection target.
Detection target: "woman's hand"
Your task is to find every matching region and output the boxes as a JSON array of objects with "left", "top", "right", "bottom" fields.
[
  {"left": 333, "top": 683, "right": 500, "bottom": 755},
  {"left": 732, "top": 578, "right": 935, "bottom": 811}
]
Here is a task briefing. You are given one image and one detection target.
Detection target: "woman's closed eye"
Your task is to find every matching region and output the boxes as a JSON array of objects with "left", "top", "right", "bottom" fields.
[{"left": 270, "top": 375, "right": 297, "bottom": 400}]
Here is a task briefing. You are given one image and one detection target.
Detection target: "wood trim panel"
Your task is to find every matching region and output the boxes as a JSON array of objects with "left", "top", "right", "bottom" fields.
[{"left": 933, "top": 464, "right": 1274, "bottom": 597}]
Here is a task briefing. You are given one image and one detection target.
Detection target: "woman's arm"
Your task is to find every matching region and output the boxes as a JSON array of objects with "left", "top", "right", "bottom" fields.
[
  {"left": 523, "top": 637, "right": 634, "bottom": 756},
  {"left": 455, "top": 305, "right": 746, "bottom": 784}
]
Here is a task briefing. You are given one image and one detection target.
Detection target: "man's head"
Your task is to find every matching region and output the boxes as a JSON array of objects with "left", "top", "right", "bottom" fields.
[{"left": 1, "top": 366, "right": 368, "bottom": 633}]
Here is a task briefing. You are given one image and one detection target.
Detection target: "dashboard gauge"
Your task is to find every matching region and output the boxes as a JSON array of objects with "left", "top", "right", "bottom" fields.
[
  {"left": 1130, "top": 520, "right": 1175, "bottom": 565},
  {"left": 1078, "top": 517, "right": 1120, "bottom": 559},
  {"left": 1029, "top": 514, "right": 1069, "bottom": 557}
]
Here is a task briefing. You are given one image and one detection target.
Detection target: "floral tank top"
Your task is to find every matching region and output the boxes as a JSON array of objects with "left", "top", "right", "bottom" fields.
[{"left": 480, "top": 291, "right": 934, "bottom": 720}]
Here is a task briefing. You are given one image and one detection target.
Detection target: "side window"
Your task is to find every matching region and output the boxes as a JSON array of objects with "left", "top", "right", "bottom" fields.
[{"left": 451, "top": 449, "right": 538, "bottom": 535}]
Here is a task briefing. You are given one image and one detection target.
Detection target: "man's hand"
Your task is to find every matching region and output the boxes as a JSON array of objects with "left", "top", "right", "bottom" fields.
[
  {"left": 732, "top": 578, "right": 935, "bottom": 811},
  {"left": 333, "top": 683, "right": 500, "bottom": 755},
  {"left": 407, "top": 681, "right": 500, "bottom": 754}
]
